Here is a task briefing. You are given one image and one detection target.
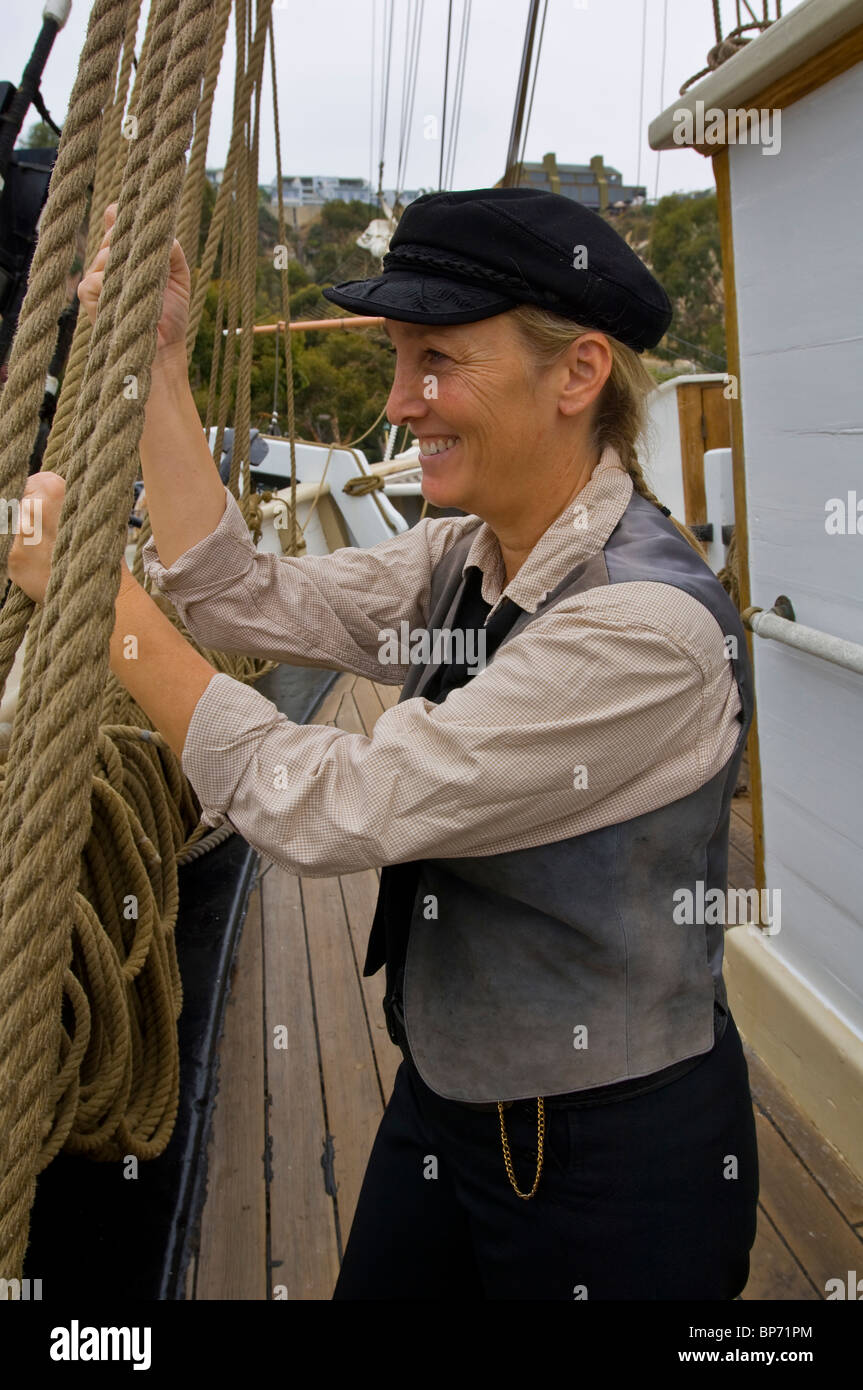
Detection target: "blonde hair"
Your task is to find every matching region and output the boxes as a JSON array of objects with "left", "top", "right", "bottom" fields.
[{"left": 508, "top": 304, "right": 706, "bottom": 558}]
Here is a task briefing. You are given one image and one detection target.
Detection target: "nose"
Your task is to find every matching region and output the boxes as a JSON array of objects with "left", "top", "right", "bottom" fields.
[{"left": 385, "top": 352, "right": 429, "bottom": 431}]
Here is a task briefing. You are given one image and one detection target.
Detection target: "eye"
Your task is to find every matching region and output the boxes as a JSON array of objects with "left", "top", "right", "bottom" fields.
[{"left": 426, "top": 348, "right": 448, "bottom": 363}]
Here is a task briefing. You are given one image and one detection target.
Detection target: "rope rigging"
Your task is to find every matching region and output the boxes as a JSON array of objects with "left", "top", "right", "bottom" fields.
[
  {"left": 438, "top": 0, "right": 454, "bottom": 191},
  {"left": 393, "top": 0, "right": 424, "bottom": 208},
  {"left": 680, "top": 0, "right": 782, "bottom": 95},
  {"left": 0, "top": 0, "right": 323, "bottom": 1284},
  {"left": 441, "top": 0, "right": 472, "bottom": 192},
  {"left": 376, "top": 0, "right": 395, "bottom": 206},
  {"left": 513, "top": 0, "right": 547, "bottom": 188}
]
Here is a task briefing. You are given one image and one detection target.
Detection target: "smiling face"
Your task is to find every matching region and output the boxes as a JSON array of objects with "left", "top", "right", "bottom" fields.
[
  {"left": 383, "top": 314, "right": 539, "bottom": 517},
  {"left": 382, "top": 313, "right": 611, "bottom": 539}
]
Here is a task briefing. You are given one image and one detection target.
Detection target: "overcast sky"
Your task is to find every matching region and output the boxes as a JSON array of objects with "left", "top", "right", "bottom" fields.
[{"left": 7, "top": 0, "right": 804, "bottom": 201}]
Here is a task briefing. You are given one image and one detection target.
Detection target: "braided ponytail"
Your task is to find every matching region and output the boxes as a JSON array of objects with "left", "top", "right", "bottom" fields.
[{"left": 509, "top": 304, "right": 707, "bottom": 560}]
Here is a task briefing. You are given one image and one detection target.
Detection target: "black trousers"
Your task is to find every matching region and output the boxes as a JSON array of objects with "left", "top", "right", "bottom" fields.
[{"left": 332, "top": 1010, "right": 759, "bottom": 1300}]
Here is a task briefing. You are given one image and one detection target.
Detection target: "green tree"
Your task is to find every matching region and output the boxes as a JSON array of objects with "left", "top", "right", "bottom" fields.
[
  {"left": 24, "top": 120, "right": 58, "bottom": 148},
  {"left": 647, "top": 191, "right": 726, "bottom": 369}
]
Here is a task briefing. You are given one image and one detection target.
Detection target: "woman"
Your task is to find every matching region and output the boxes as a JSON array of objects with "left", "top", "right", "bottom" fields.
[{"left": 10, "top": 187, "right": 759, "bottom": 1301}]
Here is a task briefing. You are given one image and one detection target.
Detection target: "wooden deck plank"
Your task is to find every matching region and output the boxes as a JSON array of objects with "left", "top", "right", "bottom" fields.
[
  {"left": 374, "top": 679, "right": 401, "bottom": 709},
  {"left": 310, "top": 671, "right": 355, "bottom": 726},
  {"left": 262, "top": 867, "right": 341, "bottom": 1300},
  {"left": 730, "top": 812, "right": 754, "bottom": 863},
  {"left": 339, "top": 867, "right": 401, "bottom": 1102},
  {"left": 194, "top": 882, "right": 268, "bottom": 1300},
  {"left": 334, "top": 688, "right": 366, "bottom": 737},
  {"left": 184, "top": 1251, "right": 197, "bottom": 1301},
  {"left": 331, "top": 680, "right": 400, "bottom": 1092},
  {"left": 753, "top": 1108, "right": 863, "bottom": 1297},
  {"left": 300, "top": 872, "right": 384, "bottom": 1244},
  {"left": 745, "top": 1045, "right": 863, "bottom": 1226},
  {"left": 741, "top": 1208, "right": 818, "bottom": 1300},
  {"left": 352, "top": 676, "right": 387, "bottom": 736},
  {"left": 732, "top": 795, "right": 753, "bottom": 827},
  {"left": 728, "top": 843, "right": 755, "bottom": 892}
]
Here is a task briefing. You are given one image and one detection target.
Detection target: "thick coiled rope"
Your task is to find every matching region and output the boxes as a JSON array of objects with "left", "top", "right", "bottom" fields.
[{"left": 0, "top": 0, "right": 286, "bottom": 1283}]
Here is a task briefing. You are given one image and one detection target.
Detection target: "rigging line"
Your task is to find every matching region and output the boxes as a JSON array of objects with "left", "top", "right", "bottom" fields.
[
  {"left": 395, "top": 0, "right": 423, "bottom": 201},
  {"left": 397, "top": 0, "right": 425, "bottom": 203},
  {"left": 444, "top": 0, "right": 472, "bottom": 190},
  {"left": 713, "top": 0, "right": 722, "bottom": 44},
  {"left": 653, "top": 0, "right": 669, "bottom": 203},
  {"left": 369, "top": 0, "right": 376, "bottom": 205},
  {"left": 515, "top": 0, "right": 548, "bottom": 186},
  {"left": 445, "top": 0, "right": 470, "bottom": 189},
  {"left": 394, "top": 0, "right": 415, "bottom": 201},
  {"left": 442, "top": 0, "right": 467, "bottom": 188},
  {"left": 378, "top": 0, "right": 395, "bottom": 201},
  {"left": 438, "top": 0, "right": 454, "bottom": 190},
  {"left": 664, "top": 330, "right": 727, "bottom": 366},
  {"left": 635, "top": 0, "right": 647, "bottom": 188}
]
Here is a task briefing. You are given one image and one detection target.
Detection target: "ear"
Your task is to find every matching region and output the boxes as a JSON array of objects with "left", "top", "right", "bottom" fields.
[{"left": 557, "top": 333, "right": 613, "bottom": 418}]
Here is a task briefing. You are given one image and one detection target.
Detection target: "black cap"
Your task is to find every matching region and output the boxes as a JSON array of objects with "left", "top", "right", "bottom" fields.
[{"left": 321, "top": 187, "right": 672, "bottom": 352}]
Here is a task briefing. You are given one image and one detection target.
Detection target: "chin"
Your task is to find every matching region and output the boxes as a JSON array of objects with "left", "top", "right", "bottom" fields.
[{"left": 421, "top": 479, "right": 468, "bottom": 512}]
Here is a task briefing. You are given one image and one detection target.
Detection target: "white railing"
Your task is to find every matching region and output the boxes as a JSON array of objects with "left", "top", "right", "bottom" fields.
[{"left": 743, "top": 598, "right": 863, "bottom": 677}]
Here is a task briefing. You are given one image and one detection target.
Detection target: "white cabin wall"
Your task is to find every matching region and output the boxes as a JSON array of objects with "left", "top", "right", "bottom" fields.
[
  {"left": 639, "top": 381, "right": 685, "bottom": 521},
  {"left": 730, "top": 59, "right": 863, "bottom": 1039}
]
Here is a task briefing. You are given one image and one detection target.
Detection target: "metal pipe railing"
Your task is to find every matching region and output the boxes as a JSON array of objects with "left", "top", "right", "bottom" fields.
[{"left": 742, "top": 597, "right": 863, "bottom": 676}]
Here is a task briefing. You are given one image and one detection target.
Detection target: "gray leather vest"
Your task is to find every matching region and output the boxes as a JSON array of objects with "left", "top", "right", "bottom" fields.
[{"left": 397, "top": 492, "right": 754, "bottom": 1103}]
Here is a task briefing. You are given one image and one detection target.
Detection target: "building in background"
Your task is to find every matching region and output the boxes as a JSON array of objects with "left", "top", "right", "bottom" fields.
[
  {"left": 203, "top": 170, "right": 422, "bottom": 228},
  {"left": 267, "top": 175, "right": 422, "bottom": 216},
  {"left": 502, "top": 152, "right": 646, "bottom": 212}
]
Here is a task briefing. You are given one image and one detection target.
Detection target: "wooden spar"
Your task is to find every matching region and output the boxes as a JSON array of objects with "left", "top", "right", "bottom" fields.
[{"left": 223, "top": 317, "right": 385, "bottom": 335}]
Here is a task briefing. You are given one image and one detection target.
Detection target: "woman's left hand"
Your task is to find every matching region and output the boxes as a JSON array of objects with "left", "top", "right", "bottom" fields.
[
  {"left": 7, "top": 472, "right": 138, "bottom": 605},
  {"left": 7, "top": 471, "right": 66, "bottom": 604}
]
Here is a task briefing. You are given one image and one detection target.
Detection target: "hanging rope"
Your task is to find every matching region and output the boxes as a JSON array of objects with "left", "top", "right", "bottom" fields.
[
  {"left": 679, "top": 1, "right": 779, "bottom": 95},
  {"left": 175, "top": 0, "right": 234, "bottom": 266},
  {"left": 442, "top": 0, "right": 471, "bottom": 191},
  {"left": 0, "top": 0, "right": 216, "bottom": 1281},
  {"left": 269, "top": 11, "right": 301, "bottom": 556},
  {"left": 0, "top": 0, "right": 290, "bottom": 1284},
  {"left": 0, "top": 0, "right": 131, "bottom": 578}
]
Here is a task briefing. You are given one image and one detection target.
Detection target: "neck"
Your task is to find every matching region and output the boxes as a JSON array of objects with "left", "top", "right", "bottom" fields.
[{"left": 494, "top": 444, "right": 600, "bottom": 587}]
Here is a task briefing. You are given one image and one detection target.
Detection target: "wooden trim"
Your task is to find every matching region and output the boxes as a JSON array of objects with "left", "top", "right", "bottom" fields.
[
  {"left": 713, "top": 148, "right": 766, "bottom": 896},
  {"left": 685, "top": 21, "right": 863, "bottom": 157},
  {"left": 701, "top": 382, "right": 732, "bottom": 453},
  {"left": 749, "top": 18, "right": 863, "bottom": 114},
  {"left": 676, "top": 384, "right": 709, "bottom": 525}
]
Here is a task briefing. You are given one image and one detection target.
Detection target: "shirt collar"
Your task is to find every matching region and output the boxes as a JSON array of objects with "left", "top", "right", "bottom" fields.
[{"left": 462, "top": 445, "right": 634, "bottom": 615}]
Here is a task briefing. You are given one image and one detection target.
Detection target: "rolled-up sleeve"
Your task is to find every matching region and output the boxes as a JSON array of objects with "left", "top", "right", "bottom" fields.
[
  {"left": 141, "top": 484, "right": 475, "bottom": 682},
  {"left": 180, "top": 582, "right": 742, "bottom": 875}
]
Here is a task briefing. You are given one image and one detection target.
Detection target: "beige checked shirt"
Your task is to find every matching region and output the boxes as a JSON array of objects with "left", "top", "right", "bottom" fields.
[{"left": 141, "top": 447, "right": 742, "bottom": 876}]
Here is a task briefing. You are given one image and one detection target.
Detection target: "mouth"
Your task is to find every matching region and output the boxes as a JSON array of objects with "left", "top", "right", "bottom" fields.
[{"left": 418, "top": 435, "right": 460, "bottom": 463}]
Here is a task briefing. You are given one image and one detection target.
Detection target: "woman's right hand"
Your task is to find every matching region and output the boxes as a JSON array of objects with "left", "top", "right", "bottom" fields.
[{"left": 77, "top": 202, "right": 192, "bottom": 359}]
